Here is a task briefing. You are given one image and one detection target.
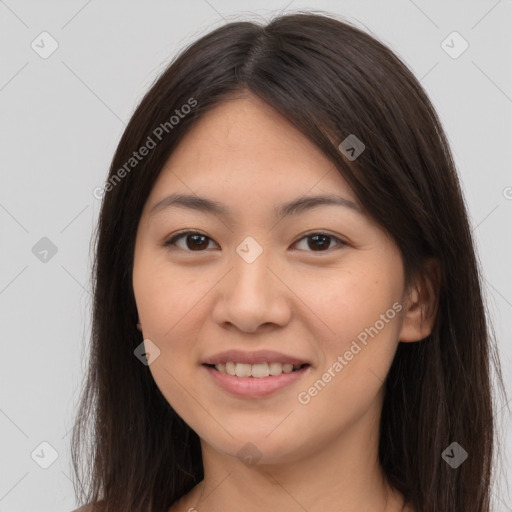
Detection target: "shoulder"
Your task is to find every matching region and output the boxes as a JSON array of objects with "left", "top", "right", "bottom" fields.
[{"left": 71, "top": 505, "right": 99, "bottom": 512}]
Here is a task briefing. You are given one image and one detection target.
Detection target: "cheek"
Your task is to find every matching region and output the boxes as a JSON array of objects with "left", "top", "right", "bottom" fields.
[
  {"left": 132, "top": 250, "right": 206, "bottom": 392},
  {"left": 132, "top": 249, "right": 200, "bottom": 337},
  {"left": 310, "top": 263, "right": 401, "bottom": 335},
  {"left": 297, "top": 278, "right": 402, "bottom": 428},
  {"left": 309, "top": 263, "right": 403, "bottom": 384}
]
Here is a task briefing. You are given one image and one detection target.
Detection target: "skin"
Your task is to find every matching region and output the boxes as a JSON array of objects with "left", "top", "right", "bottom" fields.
[{"left": 132, "top": 92, "right": 437, "bottom": 512}]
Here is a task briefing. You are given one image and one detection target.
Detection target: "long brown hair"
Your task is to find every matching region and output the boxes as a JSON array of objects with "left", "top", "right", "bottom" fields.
[{"left": 71, "top": 11, "right": 506, "bottom": 512}]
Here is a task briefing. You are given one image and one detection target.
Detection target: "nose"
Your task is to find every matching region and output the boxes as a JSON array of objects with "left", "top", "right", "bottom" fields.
[{"left": 211, "top": 247, "right": 292, "bottom": 334}]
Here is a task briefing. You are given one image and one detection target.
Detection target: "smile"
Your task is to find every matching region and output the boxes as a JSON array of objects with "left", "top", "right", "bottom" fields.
[
  {"left": 203, "top": 363, "right": 311, "bottom": 398},
  {"left": 209, "top": 361, "right": 308, "bottom": 378}
]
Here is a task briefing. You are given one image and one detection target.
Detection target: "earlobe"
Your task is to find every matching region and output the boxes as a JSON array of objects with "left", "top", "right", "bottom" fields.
[{"left": 398, "top": 258, "right": 441, "bottom": 343}]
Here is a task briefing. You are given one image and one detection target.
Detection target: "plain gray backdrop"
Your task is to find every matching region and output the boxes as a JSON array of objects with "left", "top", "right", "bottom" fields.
[{"left": 1, "top": 1, "right": 511, "bottom": 511}]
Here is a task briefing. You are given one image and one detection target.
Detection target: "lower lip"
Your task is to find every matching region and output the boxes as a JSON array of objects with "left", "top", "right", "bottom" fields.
[{"left": 203, "top": 364, "right": 311, "bottom": 398}]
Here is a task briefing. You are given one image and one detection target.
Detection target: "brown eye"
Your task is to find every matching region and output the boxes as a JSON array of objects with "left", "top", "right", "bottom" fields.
[
  {"left": 163, "top": 231, "right": 219, "bottom": 251},
  {"left": 163, "top": 230, "right": 346, "bottom": 254},
  {"left": 294, "top": 233, "right": 346, "bottom": 252}
]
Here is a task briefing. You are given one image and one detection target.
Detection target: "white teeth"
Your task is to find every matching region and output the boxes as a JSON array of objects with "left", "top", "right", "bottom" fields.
[
  {"left": 225, "top": 362, "right": 236, "bottom": 376},
  {"left": 235, "top": 363, "right": 252, "bottom": 377},
  {"left": 214, "top": 361, "right": 303, "bottom": 377},
  {"left": 251, "top": 363, "right": 269, "bottom": 378},
  {"left": 268, "top": 362, "right": 283, "bottom": 375}
]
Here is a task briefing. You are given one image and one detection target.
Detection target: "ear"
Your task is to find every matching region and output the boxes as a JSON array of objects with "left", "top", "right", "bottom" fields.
[{"left": 399, "top": 257, "right": 441, "bottom": 342}]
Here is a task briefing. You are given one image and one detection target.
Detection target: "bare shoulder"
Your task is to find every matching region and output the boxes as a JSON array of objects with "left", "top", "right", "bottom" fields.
[{"left": 71, "top": 504, "right": 100, "bottom": 512}]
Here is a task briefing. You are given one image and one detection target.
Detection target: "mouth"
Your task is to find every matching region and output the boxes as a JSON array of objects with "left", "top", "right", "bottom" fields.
[
  {"left": 203, "top": 362, "right": 311, "bottom": 378},
  {"left": 202, "top": 362, "right": 312, "bottom": 398}
]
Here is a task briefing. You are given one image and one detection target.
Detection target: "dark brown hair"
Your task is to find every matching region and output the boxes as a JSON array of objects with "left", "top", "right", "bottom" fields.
[{"left": 71, "top": 10, "right": 506, "bottom": 512}]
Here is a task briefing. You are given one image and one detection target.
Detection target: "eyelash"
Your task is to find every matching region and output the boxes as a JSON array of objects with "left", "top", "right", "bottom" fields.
[{"left": 162, "top": 230, "right": 347, "bottom": 254}]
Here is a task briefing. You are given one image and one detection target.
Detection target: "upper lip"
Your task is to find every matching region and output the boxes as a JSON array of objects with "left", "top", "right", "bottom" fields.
[{"left": 202, "top": 350, "right": 311, "bottom": 366}]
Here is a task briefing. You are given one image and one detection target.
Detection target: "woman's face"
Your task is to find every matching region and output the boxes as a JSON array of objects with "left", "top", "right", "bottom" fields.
[{"left": 133, "top": 93, "right": 414, "bottom": 465}]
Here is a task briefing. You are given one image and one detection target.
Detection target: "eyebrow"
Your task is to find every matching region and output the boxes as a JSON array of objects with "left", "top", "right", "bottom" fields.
[{"left": 148, "top": 192, "right": 363, "bottom": 220}]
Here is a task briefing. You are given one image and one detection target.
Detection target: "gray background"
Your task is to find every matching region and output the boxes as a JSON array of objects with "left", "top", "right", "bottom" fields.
[{"left": 1, "top": 1, "right": 511, "bottom": 511}]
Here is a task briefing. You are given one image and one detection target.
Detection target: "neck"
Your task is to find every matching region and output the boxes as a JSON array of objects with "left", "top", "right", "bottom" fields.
[{"left": 183, "top": 404, "right": 404, "bottom": 512}]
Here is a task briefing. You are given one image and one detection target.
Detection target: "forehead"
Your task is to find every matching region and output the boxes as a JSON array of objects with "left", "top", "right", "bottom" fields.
[{"left": 147, "top": 95, "right": 358, "bottom": 209}]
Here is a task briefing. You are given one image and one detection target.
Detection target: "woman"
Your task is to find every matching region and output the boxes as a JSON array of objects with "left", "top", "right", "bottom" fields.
[{"left": 71, "top": 11, "right": 505, "bottom": 512}]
